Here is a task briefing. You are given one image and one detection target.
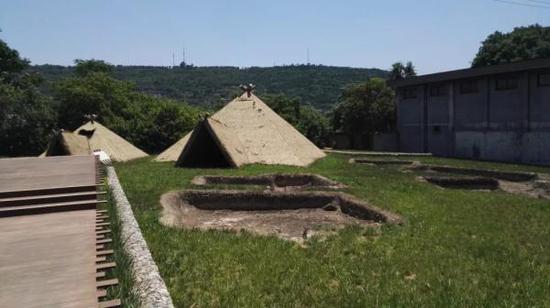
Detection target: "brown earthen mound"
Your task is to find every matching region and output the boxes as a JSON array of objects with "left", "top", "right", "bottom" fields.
[
  {"left": 191, "top": 173, "right": 345, "bottom": 191},
  {"left": 160, "top": 190, "right": 401, "bottom": 242}
]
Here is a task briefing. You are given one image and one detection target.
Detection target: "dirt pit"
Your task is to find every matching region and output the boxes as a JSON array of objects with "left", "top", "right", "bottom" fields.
[
  {"left": 160, "top": 190, "right": 401, "bottom": 243},
  {"left": 407, "top": 164, "right": 537, "bottom": 182},
  {"left": 421, "top": 176, "right": 500, "bottom": 190},
  {"left": 349, "top": 158, "right": 416, "bottom": 166},
  {"left": 191, "top": 173, "right": 345, "bottom": 191},
  {"left": 410, "top": 164, "right": 550, "bottom": 199}
]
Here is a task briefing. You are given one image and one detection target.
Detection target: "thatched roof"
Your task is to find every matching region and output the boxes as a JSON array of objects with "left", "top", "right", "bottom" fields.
[
  {"left": 74, "top": 121, "right": 148, "bottom": 162},
  {"left": 44, "top": 131, "right": 91, "bottom": 157},
  {"left": 155, "top": 132, "right": 191, "bottom": 162},
  {"left": 43, "top": 121, "right": 148, "bottom": 162},
  {"left": 170, "top": 93, "right": 325, "bottom": 168}
]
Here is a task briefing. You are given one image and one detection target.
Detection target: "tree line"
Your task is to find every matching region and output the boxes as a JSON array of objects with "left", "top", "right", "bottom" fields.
[{"left": 32, "top": 64, "right": 388, "bottom": 111}]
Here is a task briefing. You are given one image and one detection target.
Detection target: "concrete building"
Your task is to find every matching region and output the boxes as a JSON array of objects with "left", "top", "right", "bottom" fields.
[{"left": 392, "top": 58, "right": 550, "bottom": 165}]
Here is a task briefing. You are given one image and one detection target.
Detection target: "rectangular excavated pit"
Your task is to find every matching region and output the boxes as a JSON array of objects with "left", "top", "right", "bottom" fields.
[
  {"left": 422, "top": 176, "right": 500, "bottom": 190},
  {"left": 160, "top": 190, "right": 401, "bottom": 242},
  {"left": 408, "top": 164, "right": 537, "bottom": 182}
]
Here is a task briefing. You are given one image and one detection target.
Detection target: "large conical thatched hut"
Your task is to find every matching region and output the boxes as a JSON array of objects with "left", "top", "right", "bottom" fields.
[
  {"left": 158, "top": 92, "right": 325, "bottom": 167},
  {"left": 43, "top": 121, "right": 148, "bottom": 162}
]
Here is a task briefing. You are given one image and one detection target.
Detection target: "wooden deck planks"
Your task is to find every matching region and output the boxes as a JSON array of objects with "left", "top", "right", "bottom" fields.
[
  {"left": 0, "top": 210, "right": 98, "bottom": 308},
  {"left": 0, "top": 155, "right": 98, "bottom": 194},
  {"left": 0, "top": 155, "right": 109, "bottom": 307}
]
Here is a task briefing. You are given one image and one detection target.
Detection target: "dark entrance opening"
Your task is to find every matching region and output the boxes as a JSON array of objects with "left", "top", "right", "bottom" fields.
[
  {"left": 177, "top": 122, "right": 232, "bottom": 168},
  {"left": 77, "top": 129, "right": 95, "bottom": 138},
  {"left": 46, "top": 135, "right": 70, "bottom": 156}
]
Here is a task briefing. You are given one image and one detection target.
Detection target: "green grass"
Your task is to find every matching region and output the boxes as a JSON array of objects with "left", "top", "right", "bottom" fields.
[{"left": 114, "top": 154, "right": 550, "bottom": 307}]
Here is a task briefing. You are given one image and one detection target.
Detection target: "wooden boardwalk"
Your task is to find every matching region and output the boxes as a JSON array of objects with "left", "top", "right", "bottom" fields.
[
  {"left": 0, "top": 155, "right": 98, "bottom": 193},
  {"left": 0, "top": 210, "right": 98, "bottom": 307},
  {"left": 0, "top": 155, "right": 119, "bottom": 308}
]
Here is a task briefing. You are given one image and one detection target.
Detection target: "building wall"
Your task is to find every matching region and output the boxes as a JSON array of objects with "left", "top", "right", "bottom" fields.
[
  {"left": 397, "top": 69, "right": 550, "bottom": 165},
  {"left": 426, "top": 84, "right": 451, "bottom": 156},
  {"left": 397, "top": 86, "right": 424, "bottom": 152}
]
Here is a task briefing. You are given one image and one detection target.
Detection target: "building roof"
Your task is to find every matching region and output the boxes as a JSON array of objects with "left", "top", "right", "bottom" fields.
[
  {"left": 59, "top": 132, "right": 91, "bottom": 155},
  {"left": 74, "top": 121, "right": 148, "bottom": 162},
  {"left": 171, "top": 92, "right": 326, "bottom": 167},
  {"left": 390, "top": 58, "right": 550, "bottom": 88}
]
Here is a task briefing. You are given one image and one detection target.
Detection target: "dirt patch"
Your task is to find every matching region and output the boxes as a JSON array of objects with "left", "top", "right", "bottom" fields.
[
  {"left": 407, "top": 164, "right": 537, "bottom": 182},
  {"left": 349, "top": 158, "right": 417, "bottom": 165},
  {"left": 160, "top": 190, "right": 401, "bottom": 243},
  {"left": 421, "top": 176, "right": 499, "bottom": 190},
  {"left": 191, "top": 173, "right": 345, "bottom": 191},
  {"left": 499, "top": 180, "right": 550, "bottom": 200}
]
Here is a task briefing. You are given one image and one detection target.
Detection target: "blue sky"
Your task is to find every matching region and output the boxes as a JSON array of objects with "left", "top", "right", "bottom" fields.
[{"left": 0, "top": 0, "right": 548, "bottom": 74}]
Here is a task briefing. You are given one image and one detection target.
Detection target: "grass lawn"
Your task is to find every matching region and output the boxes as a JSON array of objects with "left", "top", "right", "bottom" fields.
[{"left": 114, "top": 154, "right": 550, "bottom": 307}]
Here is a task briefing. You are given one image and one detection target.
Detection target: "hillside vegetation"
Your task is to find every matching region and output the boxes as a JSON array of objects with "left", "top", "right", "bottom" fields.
[{"left": 32, "top": 64, "right": 387, "bottom": 111}]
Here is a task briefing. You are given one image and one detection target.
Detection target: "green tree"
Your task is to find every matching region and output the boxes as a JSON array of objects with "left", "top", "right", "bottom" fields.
[
  {"left": 389, "top": 61, "right": 416, "bottom": 81},
  {"left": 472, "top": 24, "right": 550, "bottom": 67},
  {"left": 0, "top": 39, "right": 29, "bottom": 82},
  {"left": 0, "top": 39, "right": 56, "bottom": 156},
  {"left": 330, "top": 78, "right": 395, "bottom": 140},
  {"left": 54, "top": 71, "right": 135, "bottom": 130},
  {"left": 74, "top": 59, "right": 114, "bottom": 77},
  {"left": 53, "top": 61, "right": 201, "bottom": 153},
  {"left": 262, "top": 94, "right": 330, "bottom": 146},
  {"left": 122, "top": 95, "right": 200, "bottom": 153},
  {"left": 0, "top": 80, "right": 56, "bottom": 156}
]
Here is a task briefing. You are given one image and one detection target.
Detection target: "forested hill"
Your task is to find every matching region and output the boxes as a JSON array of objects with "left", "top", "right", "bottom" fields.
[{"left": 32, "top": 64, "right": 387, "bottom": 110}]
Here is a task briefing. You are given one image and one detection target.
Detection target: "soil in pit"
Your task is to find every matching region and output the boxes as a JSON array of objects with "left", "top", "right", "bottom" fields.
[{"left": 159, "top": 190, "right": 390, "bottom": 243}]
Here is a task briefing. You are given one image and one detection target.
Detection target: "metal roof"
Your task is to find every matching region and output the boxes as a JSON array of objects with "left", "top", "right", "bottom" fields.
[{"left": 390, "top": 58, "right": 550, "bottom": 88}]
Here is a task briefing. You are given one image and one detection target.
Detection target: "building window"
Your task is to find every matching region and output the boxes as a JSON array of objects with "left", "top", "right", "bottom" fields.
[
  {"left": 538, "top": 73, "right": 550, "bottom": 87},
  {"left": 429, "top": 84, "right": 446, "bottom": 97},
  {"left": 402, "top": 87, "right": 417, "bottom": 99},
  {"left": 495, "top": 75, "right": 518, "bottom": 90},
  {"left": 459, "top": 79, "right": 479, "bottom": 94}
]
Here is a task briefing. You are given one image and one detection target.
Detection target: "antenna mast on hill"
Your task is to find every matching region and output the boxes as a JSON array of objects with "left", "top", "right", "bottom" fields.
[
  {"left": 307, "top": 48, "right": 310, "bottom": 65},
  {"left": 172, "top": 53, "right": 175, "bottom": 67},
  {"left": 182, "top": 46, "right": 186, "bottom": 64}
]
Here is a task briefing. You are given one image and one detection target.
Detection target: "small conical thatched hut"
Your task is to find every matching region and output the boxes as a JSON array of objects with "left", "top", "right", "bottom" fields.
[
  {"left": 158, "top": 92, "right": 325, "bottom": 167},
  {"left": 155, "top": 131, "right": 191, "bottom": 162},
  {"left": 44, "top": 131, "right": 90, "bottom": 157},
  {"left": 43, "top": 121, "right": 148, "bottom": 162}
]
